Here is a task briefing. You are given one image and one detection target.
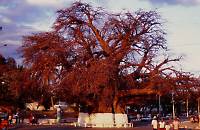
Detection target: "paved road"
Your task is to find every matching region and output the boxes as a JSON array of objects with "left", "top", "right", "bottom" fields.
[
  {"left": 11, "top": 120, "right": 153, "bottom": 130},
  {"left": 11, "top": 119, "right": 200, "bottom": 130},
  {"left": 13, "top": 125, "right": 152, "bottom": 130},
  {"left": 14, "top": 126, "right": 152, "bottom": 130}
]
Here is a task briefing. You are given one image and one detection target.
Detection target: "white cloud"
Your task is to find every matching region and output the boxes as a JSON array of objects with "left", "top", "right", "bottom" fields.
[
  {"left": 0, "top": 15, "right": 12, "bottom": 24},
  {"left": 25, "top": 0, "right": 70, "bottom": 8},
  {"left": 177, "top": 0, "right": 200, "bottom": 5},
  {"left": 101, "top": 0, "right": 152, "bottom": 12},
  {"left": 145, "top": 0, "right": 200, "bottom": 6}
]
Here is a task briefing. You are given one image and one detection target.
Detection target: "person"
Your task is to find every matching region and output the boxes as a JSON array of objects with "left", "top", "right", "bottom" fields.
[
  {"left": 172, "top": 117, "right": 180, "bottom": 130},
  {"left": 152, "top": 116, "right": 158, "bottom": 130},
  {"left": 1, "top": 118, "right": 8, "bottom": 130},
  {"left": 8, "top": 114, "right": 12, "bottom": 125},
  {"left": 165, "top": 121, "right": 171, "bottom": 130},
  {"left": 29, "top": 113, "right": 37, "bottom": 125},
  {"left": 57, "top": 106, "right": 61, "bottom": 123},
  {"left": 20, "top": 110, "right": 25, "bottom": 123},
  {"left": 14, "top": 112, "right": 19, "bottom": 124},
  {"left": 136, "top": 114, "right": 141, "bottom": 120},
  {"left": 159, "top": 118, "right": 165, "bottom": 130},
  {"left": 0, "top": 118, "right": 2, "bottom": 130}
]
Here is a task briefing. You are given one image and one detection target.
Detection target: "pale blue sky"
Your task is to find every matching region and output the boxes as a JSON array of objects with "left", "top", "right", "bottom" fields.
[{"left": 0, "top": 0, "right": 200, "bottom": 74}]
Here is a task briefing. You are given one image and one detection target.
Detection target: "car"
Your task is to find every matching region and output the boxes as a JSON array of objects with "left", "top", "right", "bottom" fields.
[
  {"left": 141, "top": 117, "right": 152, "bottom": 122},
  {"left": 0, "top": 112, "right": 8, "bottom": 119}
]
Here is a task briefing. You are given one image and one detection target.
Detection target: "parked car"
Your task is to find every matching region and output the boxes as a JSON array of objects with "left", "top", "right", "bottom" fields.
[
  {"left": 0, "top": 112, "right": 7, "bottom": 119},
  {"left": 141, "top": 117, "right": 152, "bottom": 122}
]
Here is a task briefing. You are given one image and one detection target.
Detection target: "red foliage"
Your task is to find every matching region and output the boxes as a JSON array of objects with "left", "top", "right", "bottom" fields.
[{"left": 20, "top": 2, "right": 199, "bottom": 113}]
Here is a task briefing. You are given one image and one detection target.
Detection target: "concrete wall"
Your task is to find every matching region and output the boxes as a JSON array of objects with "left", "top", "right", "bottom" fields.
[{"left": 78, "top": 112, "right": 128, "bottom": 127}]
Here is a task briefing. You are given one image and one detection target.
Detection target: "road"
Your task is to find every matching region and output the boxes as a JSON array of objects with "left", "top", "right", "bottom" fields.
[
  {"left": 12, "top": 120, "right": 152, "bottom": 130},
  {"left": 13, "top": 125, "right": 152, "bottom": 130}
]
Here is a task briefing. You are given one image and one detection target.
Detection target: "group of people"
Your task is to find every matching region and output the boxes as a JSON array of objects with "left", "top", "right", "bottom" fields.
[
  {"left": 151, "top": 116, "right": 180, "bottom": 130},
  {"left": 0, "top": 113, "right": 15, "bottom": 130},
  {"left": 0, "top": 118, "right": 9, "bottom": 130},
  {"left": 0, "top": 110, "right": 25, "bottom": 130}
]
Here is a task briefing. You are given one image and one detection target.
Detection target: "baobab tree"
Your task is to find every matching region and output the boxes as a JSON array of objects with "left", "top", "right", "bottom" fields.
[{"left": 22, "top": 2, "right": 184, "bottom": 113}]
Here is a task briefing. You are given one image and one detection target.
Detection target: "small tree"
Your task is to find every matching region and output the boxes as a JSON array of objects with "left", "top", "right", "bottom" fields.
[{"left": 0, "top": 54, "right": 25, "bottom": 109}]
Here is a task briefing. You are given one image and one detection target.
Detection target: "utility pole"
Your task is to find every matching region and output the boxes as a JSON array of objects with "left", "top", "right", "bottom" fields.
[
  {"left": 198, "top": 97, "right": 200, "bottom": 127},
  {"left": 158, "top": 94, "right": 161, "bottom": 116},
  {"left": 198, "top": 97, "right": 200, "bottom": 115},
  {"left": 172, "top": 91, "right": 175, "bottom": 119},
  {"left": 186, "top": 98, "right": 189, "bottom": 118}
]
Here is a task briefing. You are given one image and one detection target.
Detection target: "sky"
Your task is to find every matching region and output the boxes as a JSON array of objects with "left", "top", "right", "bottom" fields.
[{"left": 0, "top": 0, "right": 200, "bottom": 75}]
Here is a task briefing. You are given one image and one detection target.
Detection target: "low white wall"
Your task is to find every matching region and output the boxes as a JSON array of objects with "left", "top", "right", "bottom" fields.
[
  {"left": 78, "top": 113, "right": 89, "bottom": 126},
  {"left": 115, "top": 113, "right": 128, "bottom": 124},
  {"left": 78, "top": 112, "right": 128, "bottom": 127}
]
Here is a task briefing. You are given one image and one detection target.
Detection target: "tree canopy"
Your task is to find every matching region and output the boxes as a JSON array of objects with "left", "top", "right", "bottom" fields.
[
  {"left": 0, "top": 54, "right": 26, "bottom": 109},
  {"left": 21, "top": 2, "right": 200, "bottom": 113}
]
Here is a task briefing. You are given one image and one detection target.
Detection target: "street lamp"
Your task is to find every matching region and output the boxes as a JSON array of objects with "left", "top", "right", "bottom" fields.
[{"left": 1, "top": 81, "right": 5, "bottom": 84}]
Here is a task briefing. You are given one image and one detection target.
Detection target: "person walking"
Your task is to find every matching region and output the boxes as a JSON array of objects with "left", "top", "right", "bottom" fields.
[
  {"left": 172, "top": 117, "right": 180, "bottom": 130},
  {"left": 0, "top": 118, "right": 2, "bottom": 130},
  {"left": 14, "top": 112, "right": 19, "bottom": 124},
  {"left": 152, "top": 116, "right": 158, "bottom": 130},
  {"left": 159, "top": 118, "right": 165, "bottom": 130},
  {"left": 57, "top": 106, "right": 62, "bottom": 123},
  {"left": 1, "top": 118, "right": 8, "bottom": 130},
  {"left": 165, "top": 121, "right": 171, "bottom": 130},
  {"left": 8, "top": 114, "right": 12, "bottom": 125}
]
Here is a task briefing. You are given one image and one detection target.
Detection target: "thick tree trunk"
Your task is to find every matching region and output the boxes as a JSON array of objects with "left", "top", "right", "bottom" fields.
[
  {"left": 96, "top": 86, "right": 117, "bottom": 113},
  {"left": 96, "top": 95, "right": 125, "bottom": 113},
  {"left": 97, "top": 99, "right": 113, "bottom": 113},
  {"left": 113, "top": 94, "right": 125, "bottom": 113}
]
